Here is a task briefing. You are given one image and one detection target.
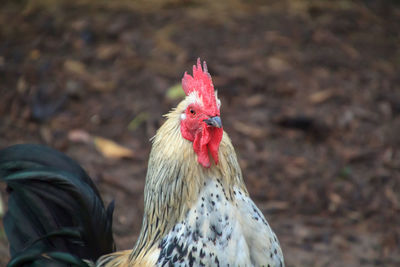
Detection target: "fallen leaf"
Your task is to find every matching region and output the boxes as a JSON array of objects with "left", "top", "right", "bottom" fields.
[
  {"left": 233, "top": 121, "right": 268, "bottom": 138},
  {"left": 40, "top": 126, "right": 53, "bottom": 144},
  {"left": 293, "top": 224, "right": 311, "bottom": 240},
  {"left": 64, "top": 60, "right": 87, "bottom": 75},
  {"left": 259, "top": 201, "right": 289, "bottom": 212},
  {"left": 329, "top": 192, "right": 342, "bottom": 212},
  {"left": 94, "top": 136, "right": 134, "bottom": 159},
  {"left": 90, "top": 79, "right": 115, "bottom": 92},
  {"left": 17, "top": 77, "right": 28, "bottom": 93},
  {"left": 266, "top": 56, "right": 291, "bottom": 73},
  {"left": 96, "top": 44, "right": 119, "bottom": 60},
  {"left": 128, "top": 112, "right": 149, "bottom": 131},
  {"left": 244, "top": 94, "right": 264, "bottom": 107},
  {"left": 68, "top": 129, "right": 92, "bottom": 143},
  {"left": 29, "top": 49, "right": 40, "bottom": 60},
  {"left": 309, "top": 90, "right": 334, "bottom": 104}
]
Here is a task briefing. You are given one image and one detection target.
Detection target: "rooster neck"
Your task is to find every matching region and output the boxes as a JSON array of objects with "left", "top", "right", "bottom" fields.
[{"left": 129, "top": 103, "right": 247, "bottom": 264}]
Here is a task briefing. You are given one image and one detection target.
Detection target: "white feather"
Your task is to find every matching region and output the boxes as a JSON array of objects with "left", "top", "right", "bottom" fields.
[{"left": 155, "top": 180, "right": 284, "bottom": 266}]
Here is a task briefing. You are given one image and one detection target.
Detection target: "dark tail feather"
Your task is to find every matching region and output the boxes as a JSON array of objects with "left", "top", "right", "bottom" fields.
[{"left": 0, "top": 144, "right": 115, "bottom": 266}]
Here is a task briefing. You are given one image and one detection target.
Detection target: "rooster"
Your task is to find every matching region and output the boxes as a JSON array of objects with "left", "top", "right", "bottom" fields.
[{"left": 0, "top": 59, "right": 284, "bottom": 267}]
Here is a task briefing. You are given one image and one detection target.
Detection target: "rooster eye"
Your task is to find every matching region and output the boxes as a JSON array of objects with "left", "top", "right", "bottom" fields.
[{"left": 190, "top": 109, "right": 196, "bottom": 115}]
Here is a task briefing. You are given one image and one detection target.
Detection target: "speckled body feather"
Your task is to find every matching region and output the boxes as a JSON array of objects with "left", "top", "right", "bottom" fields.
[{"left": 97, "top": 98, "right": 284, "bottom": 267}]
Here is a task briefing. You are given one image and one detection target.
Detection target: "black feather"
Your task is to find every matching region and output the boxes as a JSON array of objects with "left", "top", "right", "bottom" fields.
[{"left": 0, "top": 144, "right": 116, "bottom": 266}]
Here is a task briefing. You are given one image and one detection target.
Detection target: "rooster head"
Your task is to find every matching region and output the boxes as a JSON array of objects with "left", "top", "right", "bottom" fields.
[{"left": 180, "top": 58, "right": 223, "bottom": 168}]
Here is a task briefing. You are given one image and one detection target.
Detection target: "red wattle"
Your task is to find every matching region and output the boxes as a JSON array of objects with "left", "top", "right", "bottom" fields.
[
  {"left": 208, "top": 127, "right": 223, "bottom": 164},
  {"left": 189, "top": 126, "right": 222, "bottom": 168}
]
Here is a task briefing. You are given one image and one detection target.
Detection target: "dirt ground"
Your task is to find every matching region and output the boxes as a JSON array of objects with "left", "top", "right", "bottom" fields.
[{"left": 1, "top": 0, "right": 399, "bottom": 266}]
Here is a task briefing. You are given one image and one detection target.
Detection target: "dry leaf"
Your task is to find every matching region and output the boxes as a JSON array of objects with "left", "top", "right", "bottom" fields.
[
  {"left": 259, "top": 201, "right": 289, "bottom": 212},
  {"left": 64, "top": 60, "right": 87, "bottom": 75},
  {"left": 90, "top": 79, "right": 115, "bottom": 92},
  {"left": 96, "top": 44, "right": 119, "bottom": 60},
  {"left": 329, "top": 192, "right": 342, "bottom": 212},
  {"left": 266, "top": 56, "right": 291, "bottom": 73},
  {"left": 244, "top": 94, "right": 264, "bottom": 107},
  {"left": 68, "top": 129, "right": 92, "bottom": 143},
  {"left": 233, "top": 121, "right": 268, "bottom": 138},
  {"left": 29, "top": 49, "right": 40, "bottom": 60},
  {"left": 17, "top": 77, "right": 28, "bottom": 93},
  {"left": 94, "top": 136, "right": 134, "bottom": 159},
  {"left": 309, "top": 90, "right": 334, "bottom": 104}
]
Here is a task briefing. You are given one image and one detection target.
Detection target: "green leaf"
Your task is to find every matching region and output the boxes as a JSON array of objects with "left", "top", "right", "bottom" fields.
[
  {"left": 128, "top": 112, "right": 149, "bottom": 131},
  {"left": 166, "top": 83, "right": 185, "bottom": 100}
]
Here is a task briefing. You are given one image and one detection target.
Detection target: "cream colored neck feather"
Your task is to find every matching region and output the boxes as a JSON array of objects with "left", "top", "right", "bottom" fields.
[{"left": 128, "top": 99, "right": 247, "bottom": 264}]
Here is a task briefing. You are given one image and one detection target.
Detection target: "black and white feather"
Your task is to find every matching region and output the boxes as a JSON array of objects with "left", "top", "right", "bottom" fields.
[{"left": 0, "top": 144, "right": 115, "bottom": 267}]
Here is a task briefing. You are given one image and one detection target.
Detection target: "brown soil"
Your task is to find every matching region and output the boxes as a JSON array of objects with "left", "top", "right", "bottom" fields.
[{"left": 1, "top": 0, "right": 399, "bottom": 266}]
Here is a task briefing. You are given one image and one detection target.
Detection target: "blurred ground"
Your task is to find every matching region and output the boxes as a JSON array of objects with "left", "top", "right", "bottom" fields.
[{"left": 1, "top": 0, "right": 400, "bottom": 266}]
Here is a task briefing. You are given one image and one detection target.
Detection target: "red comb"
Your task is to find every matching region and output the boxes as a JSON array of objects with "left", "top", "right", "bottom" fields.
[{"left": 182, "top": 58, "right": 218, "bottom": 114}]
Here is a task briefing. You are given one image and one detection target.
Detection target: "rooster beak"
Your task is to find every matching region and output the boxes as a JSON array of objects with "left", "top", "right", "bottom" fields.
[{"left": 204, "top": 116, "right": 222, "bottom": 128}]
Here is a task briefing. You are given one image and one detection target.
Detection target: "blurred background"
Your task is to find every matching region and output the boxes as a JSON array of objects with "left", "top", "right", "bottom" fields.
[{"left": 0, "top": 0, "right": 399, "bottom": 266}]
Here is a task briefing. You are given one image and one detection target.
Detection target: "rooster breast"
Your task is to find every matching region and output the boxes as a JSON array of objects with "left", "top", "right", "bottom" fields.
[{"left": 155, "top": 179, "right": 284, "bottom": 267}]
